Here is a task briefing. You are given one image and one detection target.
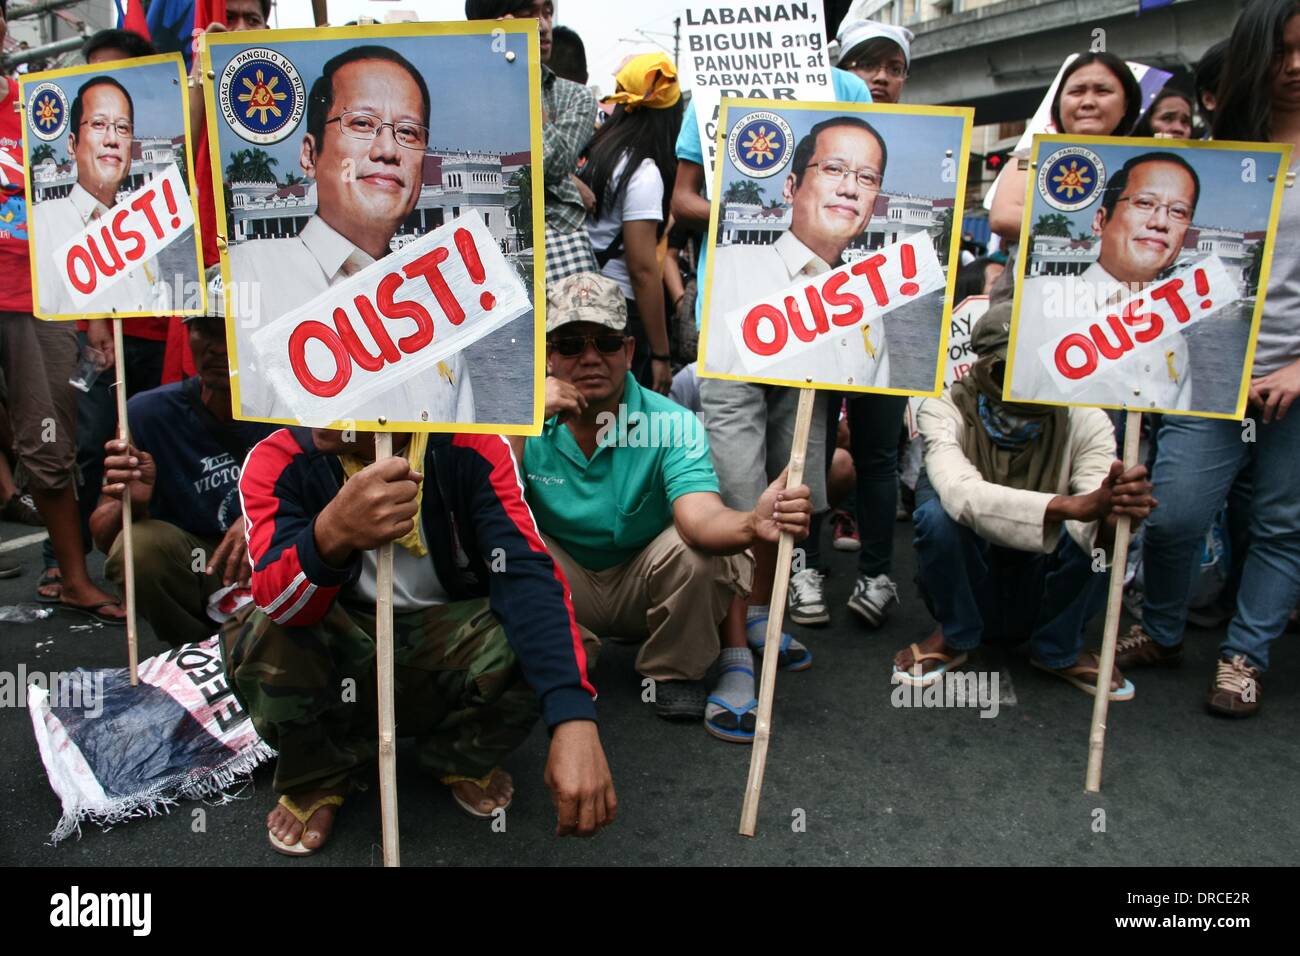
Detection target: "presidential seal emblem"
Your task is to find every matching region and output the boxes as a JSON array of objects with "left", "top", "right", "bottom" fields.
[
  {"left": 1038, "top": 146, "right": 1106, "bottom": 213},
  {"left": 727, "top": 111, "right": 794, "bottom": 179},
  {"left": 219, "top": 48, "right": 305, "bottom": 144},
  {"left": 27, "top": 82, "right": 69, "bottom": 142}
]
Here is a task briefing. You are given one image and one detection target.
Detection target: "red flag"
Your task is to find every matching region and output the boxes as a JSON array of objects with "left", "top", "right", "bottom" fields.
[
  {"left": 116, "top": 0, "right": 152, "bottom": 40},
  {"left": 192, "top": 0, "right": 227, "bottom": 273},
  {"left": 164, "top": 1, "right": 227, "bottom": 383},
  {"left": 194, "top": 0, "right": 228, "bottom": 33}
]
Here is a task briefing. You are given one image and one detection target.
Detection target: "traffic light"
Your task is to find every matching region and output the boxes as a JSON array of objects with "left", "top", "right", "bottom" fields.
[{"left": 985, "top": 149, "right": 1011, "bottom": 173}]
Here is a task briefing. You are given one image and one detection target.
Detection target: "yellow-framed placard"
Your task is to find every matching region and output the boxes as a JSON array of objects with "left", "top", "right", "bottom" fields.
[
  {"left": 20, "top": 53, "right": 208, "bottom": 320},
  {"left": 698, "top": 98, "right": 974, "bottom": 397},
  {"left": 201, "top": 20, "right": 547, "bottom": 435},
  {"left": 1004, "top": 133, "right": 1292, "bottom": 420}
]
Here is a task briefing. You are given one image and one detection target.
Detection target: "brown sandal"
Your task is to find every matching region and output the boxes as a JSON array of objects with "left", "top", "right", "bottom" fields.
[
  {"left": 1032, "top": 657, "right": 1134, "bottom": 701},
  {"left": 892, "top": 642, "right": 969, "bottom": 687}
]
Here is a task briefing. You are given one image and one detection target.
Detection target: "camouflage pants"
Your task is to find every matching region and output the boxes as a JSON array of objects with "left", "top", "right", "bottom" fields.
[{"left": 221, "top": 598, "right": 540, "bottom": 794}]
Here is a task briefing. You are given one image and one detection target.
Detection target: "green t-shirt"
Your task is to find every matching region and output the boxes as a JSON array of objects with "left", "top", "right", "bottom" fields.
[{"left": 522, "top": 374, "right": 720, "bottom": 571}]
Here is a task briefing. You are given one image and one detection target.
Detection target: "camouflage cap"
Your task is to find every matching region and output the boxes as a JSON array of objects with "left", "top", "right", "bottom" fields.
[
  {"left": 970, "top": 301, "right": 1013, "bottom": 361},
  {"left": 545, "top": 271, "right": 628, "bottom": 333}
]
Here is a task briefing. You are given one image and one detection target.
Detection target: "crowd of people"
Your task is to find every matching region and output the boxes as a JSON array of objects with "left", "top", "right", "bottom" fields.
[{"left": 1, "top": 0, "right": 1297, "bottom": 855}]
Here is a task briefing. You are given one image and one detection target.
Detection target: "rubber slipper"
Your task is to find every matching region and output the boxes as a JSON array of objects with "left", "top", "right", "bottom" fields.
[
  {"left": 704, "top": 696, "right": 757, "bottom": 743},
  {"left": 1031, "top": 658, "right": 1135, "bottom": 701},
  {"left": 442, "top": 769, "right": 513, "bottom": 819},
  {"left": 746, "top": 616, "right": 812, "bottom": 671},
  {"left": 267, "top": 792, "right": 345, "bottom": 857},
  {"left": 891, "top": 643, "right": 969, "bottom": 687},
  {"left": 59, "top": 600, "right": 126, "bottom": 626},
  {"left": 36, "top": 569, "right": 62, "bottom": 604}
]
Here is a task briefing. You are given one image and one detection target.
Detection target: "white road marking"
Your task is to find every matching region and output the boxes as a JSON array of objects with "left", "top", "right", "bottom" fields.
[{"left": 0, "top": 531, "right": 50, "bottom": 553}]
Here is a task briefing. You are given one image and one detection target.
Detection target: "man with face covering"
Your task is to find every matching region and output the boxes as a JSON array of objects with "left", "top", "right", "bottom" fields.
[
  {"left": 229, "top": 45, "right": 472, "bottom": 424},
  {"left": 1011, "top": 151, "right": 1200, "bottom": 411},
  {"left": 894, "top": 304, "right": 1156, "bottom": 699},
  {"left": 33, "top": 76, "right": 168, "bottom": 316}
]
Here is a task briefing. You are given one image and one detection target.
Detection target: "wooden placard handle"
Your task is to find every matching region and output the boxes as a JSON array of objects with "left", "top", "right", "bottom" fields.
[
  {"left": 374, "top": 431, "right": 400, "bottom": 866},
  {"left": 113, "top": 318, "right": 139, "bottom": 686},
  {"left": 739, "top": 386, "right": 816, "bottom": 837},
  {"left": 1085, "top": 409, "right": 1142, "bottom": 793}
]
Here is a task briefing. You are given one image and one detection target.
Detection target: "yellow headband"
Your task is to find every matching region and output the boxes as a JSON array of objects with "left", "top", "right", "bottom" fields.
[{"left": 605, "top": 53, "right": 681, "bottom": 112}]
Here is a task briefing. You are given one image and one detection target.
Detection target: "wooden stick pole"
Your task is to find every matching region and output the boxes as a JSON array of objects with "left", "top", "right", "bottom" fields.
[
  {"left": 740, "top": 386, "right": 816, "bottom": 837},
  {"left": 373, "top": 430, "right": 400, "bottom": 866},
  {"left": 1085, "top": 409, "right": 1142, "bottom": 793},
  {"left": 112, "top": 319, "right": 139, "bottom": 686}
]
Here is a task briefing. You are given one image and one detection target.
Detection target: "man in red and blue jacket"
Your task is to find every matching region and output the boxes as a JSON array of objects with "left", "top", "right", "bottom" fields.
[{"left": 225, "top": 425, "right": 616, "bottom": 855}]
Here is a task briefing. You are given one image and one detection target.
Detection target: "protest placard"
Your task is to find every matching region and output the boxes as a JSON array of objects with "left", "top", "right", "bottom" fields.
[
  {"left": 21, "top": 54, "right": 206, "bottom": 320},
  {"left": 981, "top": 56, "right": 1173, "bottom": 213},
  {"left": 681, "top": 2, "right": 834, "bottom": 189},
  {"left": 699, "top": 99, "right": 973, "bottom": 395},
  {"left": 1002, "top": 133, "right": 1291, "bottom": 793},
  {"left": 696, "top": 98, "right": 971, "bottom": 835},
  {"left": 249, "top": 210, "right": 530, "bottom": 427},
  {"left": 204, "top": 21, "right": 546, "bottom": 434},
  {"left": 202, "top": 18, "right": 547, "bottom": 869},
  {"left": 1005, "top": 135, "right": 1292, "bottom": 418}
]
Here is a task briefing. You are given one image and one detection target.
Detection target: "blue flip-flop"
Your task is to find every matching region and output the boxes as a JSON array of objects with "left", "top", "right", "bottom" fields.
[
  {"left": 746, "top": 616, "right": 812, "bottom": 672},
  {"left": 705, "top": 663, "right": 757, "bottom": 743}
]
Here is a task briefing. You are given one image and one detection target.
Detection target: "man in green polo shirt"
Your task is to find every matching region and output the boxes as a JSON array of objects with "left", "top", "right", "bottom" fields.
[{"left": 519, "top": 273, "right": 812, "bottom": 743}]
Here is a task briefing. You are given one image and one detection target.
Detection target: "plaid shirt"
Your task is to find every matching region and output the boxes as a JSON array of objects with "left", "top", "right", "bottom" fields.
[{"left": 541, "top": 66, "right": 597, "bottom": 235}]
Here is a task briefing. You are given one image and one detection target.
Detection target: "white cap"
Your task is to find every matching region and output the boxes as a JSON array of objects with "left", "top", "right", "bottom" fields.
[{"left": 832, "top": 17, "right": 915, "bottom": 70}]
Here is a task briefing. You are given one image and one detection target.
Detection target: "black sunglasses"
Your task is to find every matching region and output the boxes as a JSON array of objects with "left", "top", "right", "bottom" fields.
[{"left": 547, "top": 333, "right": 626, "bottom": 357}]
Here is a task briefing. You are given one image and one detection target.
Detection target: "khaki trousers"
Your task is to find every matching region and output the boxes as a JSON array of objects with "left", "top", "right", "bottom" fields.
[{"left": 543, "top": 526, "right": 754, "bottom": 682}]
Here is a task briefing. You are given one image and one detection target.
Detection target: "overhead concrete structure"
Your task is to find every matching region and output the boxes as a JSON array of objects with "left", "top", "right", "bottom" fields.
[{"left": 903, "top": 0, "right": 1239, "bottom": 124}]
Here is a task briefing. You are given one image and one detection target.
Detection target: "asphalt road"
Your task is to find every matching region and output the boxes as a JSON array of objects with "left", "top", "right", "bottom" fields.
[{"left": 2, "top": 509, "right": 1298, "bottom": 867}]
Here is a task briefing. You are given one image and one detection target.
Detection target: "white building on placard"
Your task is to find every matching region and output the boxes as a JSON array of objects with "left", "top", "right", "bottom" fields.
[
  {"left": 1025, "top": 224, "right": 1265, "bottom": 296},
  {"left": 229, "top": 148, "right": 532, "bottom": 255},
  {"left": 31, "top": 135, "right": 186, "bottom": 203},
  {"left": 719, "top": 192, "right": 955, "bottom": 264}
]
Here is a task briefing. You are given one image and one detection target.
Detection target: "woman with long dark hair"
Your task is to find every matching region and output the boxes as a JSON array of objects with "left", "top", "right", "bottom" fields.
[
  {"left": 989, "top": 51, "right": 1142, "bottom": 244},
  {"left": 1132, "top": 84, "right": 1196, "bottom": 139},
  {"left": 1123, "top": 0, "right": 1300, "bottom": 716},
  {"left": 581, "top": 53, "right": 682, "bottom": 393}
]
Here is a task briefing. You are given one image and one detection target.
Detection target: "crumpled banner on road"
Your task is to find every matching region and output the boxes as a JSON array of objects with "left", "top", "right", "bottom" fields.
[{"left": 28, "top": 636, "right": 275, "bottom": 844}]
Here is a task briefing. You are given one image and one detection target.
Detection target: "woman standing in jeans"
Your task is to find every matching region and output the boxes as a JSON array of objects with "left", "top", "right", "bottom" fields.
[
  {"left": 580, "top": 53, "right": 681, "bottom": 395},
  {"left": 1115, "top": 0, "right": 1300, "bottom": 715}
]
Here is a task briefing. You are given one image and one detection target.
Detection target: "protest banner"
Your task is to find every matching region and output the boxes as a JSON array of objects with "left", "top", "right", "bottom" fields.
[
  {"left": 1003, "top": 134, "right": 1292, "bottom": 791},
  {"left": 1006, "top": 135, "right": 1290, "bottom": 418},
  {"left": 700, "top": 99, "right": 972, "bottom": 396},
  {"left": 202, "top": 19, "right": 547, "bottom": 866},
  {"left": 695, "top": 99, "right": 971, "bottom": 834},
  {"left": 205, "top": 23, "right": 546, "bottom": 435},
  {"left": 681, "top": 1, "right": 834, "bottom": 191},
  {"left": 248, "top": 210, "right": 530, "bottom": 427},
  {"left": 906, "top": 294, "right": 988, "bottom": 439},
  {"left": 21, "top": 54, "right": 207, "bottom": 320},
  {"left": 981, "top": 56, "right": 1173, "bottom": 213}
]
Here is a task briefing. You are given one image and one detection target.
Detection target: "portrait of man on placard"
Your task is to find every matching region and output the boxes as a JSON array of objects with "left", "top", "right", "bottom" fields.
[
  {"left": 1008, "top": 140, "right": 1287, "bottom": 417},
  {"left": 25, "top": 59, "right": 201, "bottom": 318},
  {"left": 209, "top": 30, "right": 541, "bottom": 429},
  {"left": 701, "top": 102, "right": 969, "bottom": 395}
]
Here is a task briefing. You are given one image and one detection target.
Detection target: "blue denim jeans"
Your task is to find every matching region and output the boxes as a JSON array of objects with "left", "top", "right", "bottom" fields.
[
  {"left": 912, "top": 491, "right": 1108, "bottom": 668},
  {"left": 847, "top": 392, "right": 908, "bottom": 577},
  {"left": 1141, "top": 410, "right": 1300, "bottom": 670}
]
